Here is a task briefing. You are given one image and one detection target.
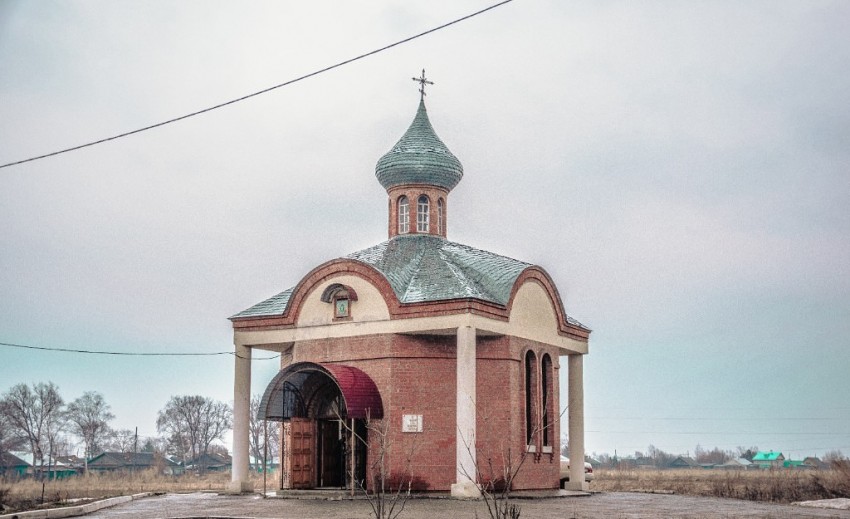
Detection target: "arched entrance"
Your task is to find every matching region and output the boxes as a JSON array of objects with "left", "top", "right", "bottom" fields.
[{"left": 258, "top": 362, "right": 383, "bottom": 490}]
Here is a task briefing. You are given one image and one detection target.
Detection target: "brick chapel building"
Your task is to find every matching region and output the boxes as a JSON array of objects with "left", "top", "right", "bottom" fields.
[{"left": 228, "top": 88, "right": 591, "bottom": 496}]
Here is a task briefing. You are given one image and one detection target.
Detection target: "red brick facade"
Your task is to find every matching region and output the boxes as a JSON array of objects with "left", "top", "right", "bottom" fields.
[{"left": 287, "top": 332, "right": 562, "bottom": 491}]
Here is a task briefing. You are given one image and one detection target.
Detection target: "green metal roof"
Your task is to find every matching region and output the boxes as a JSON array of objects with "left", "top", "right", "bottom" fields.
[
  {"left": 375, "top": 99, "right": 463, "bottom": 192},
  {"left": 232, "top": 235, "right": 526, "bottom": 318},
  {"left": 347, "top": 235, "right": 529, "bottom": 305},
  {"left": 231, "top": 235, "right": 588, "bottom": 332},
  {"left": 232, "top": 287, "right": 294, "bottom": 319},
  {"left": 752, "top": 451, "right": 783, "bottom": 461}
]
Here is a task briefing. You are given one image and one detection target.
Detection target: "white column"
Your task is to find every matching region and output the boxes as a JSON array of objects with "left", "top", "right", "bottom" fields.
[
  {"left": 567, "top": 354, "right": 587, "bottom": 491},
  {"left": 228, "top": 341, "right": 254, "bottom": 493},
  {"left": 451, "top": 326, "right": 480, "bottom": 498}
]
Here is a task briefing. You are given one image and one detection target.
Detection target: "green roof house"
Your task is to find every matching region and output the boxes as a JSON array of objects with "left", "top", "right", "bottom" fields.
[
  {"left": 752, "top": 450, "right": 785, "bottom": 469},
  {"left": 88, "top": 451, "right": 182, "bottom": 475},
  {"left": 783, "top": 459, "right": 814, "bottom": 470},
  {"left": 0, "top": 452, "right": 30, "bottom": 478},
  {"left": 669, "top": 456, "right": 699, "bottom": 469}
]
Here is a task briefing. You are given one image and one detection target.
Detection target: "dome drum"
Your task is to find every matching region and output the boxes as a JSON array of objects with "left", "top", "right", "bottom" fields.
[{"left": 387, "top": 185, "right": 448, "bottom": 238}]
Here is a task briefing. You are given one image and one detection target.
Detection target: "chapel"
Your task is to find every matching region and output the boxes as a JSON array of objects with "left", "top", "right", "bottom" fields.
[{"left": 228, "top": 80, "right": 590, "bottom": 496}]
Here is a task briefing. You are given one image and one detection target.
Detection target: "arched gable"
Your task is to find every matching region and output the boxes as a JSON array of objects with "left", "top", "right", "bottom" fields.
[
  {"left": 284, "top": 259, "right": 400, "bottom": 326},
  {"left": 296, "top": 273, "right": 390, "bottom": 326},
  {"left": 230, "top": 259, "right": 401, "bottom": 329},
  {"left": 507, "top": 267, "right": 589, "bottom": 342}
]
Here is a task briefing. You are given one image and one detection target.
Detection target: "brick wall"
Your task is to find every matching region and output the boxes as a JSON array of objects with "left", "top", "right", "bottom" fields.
[
  {"left": 287, "top": 332, "right": 562, "bottom": 491},
  {"left": 386, "top": 185, "right": 449, "bottom": 238}
]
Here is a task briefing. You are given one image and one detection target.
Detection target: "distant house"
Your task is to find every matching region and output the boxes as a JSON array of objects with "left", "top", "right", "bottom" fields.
[
  {"left": 249, "top": 455, "right": 280, "bottom": 473},
  {"left": 669, "top": 456, "right": 699, "bottom": 469},
  {"left": 42, "top": 456, "right": 79, "bottom": 479},
  {"left": 54, "top": 455, "right": 84, "bottom": 469},
  {"left": 635, "top": 456, "right": 655, "bottom": 469},
  {"left": 783, "top": 459, "right": 813, "bottom": 470},
  {"left": 87, "top": 452, "right": 182, "bottom": 475},
  {"left": 719, "top": 458, "right": 753, "bottom": 470},
  {"left": 803, "top": 457, "right": 829, "bottom": 470},
  {"left": 0, "top": 452, "right": 30, "bottom": 478},
  {"left": 187, "top": 452, "right": 232, "bottom": 473},
  {"left": 752, "top": 451, "right": 785, "bottom": 469}
]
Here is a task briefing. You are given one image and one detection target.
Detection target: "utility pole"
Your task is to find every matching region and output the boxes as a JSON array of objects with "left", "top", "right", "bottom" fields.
[{"left": 133, "top": 427, "right": 138, "bottom": 475}]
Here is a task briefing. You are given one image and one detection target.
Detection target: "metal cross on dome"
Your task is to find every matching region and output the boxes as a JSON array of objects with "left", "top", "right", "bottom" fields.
[{"left": 412, "top": 69, "right": 433, "bottom": 99}]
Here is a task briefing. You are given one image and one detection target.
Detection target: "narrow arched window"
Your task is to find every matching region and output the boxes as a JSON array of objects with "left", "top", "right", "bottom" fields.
[
  {"left": 437, "top": 198, "right": 444, "bottom": 235},
  {"left": 541, "top": 354, "right": 553, "bottom": 448},
  {"left": 398, "top": 196, "right": 409, "bottom": 234},
  {"left": 525, "top": 350, "right": 538, "bottom": 446},
  {"left": 417, "top": 195, "right": 430, "bottom": 233}
]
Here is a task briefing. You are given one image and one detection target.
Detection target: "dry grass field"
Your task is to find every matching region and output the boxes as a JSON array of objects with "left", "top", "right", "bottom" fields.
[
  {"left": 0, "top": 470, "right": 239, "bottom": 514},
  {"left": 3, "top": 463, "right": 850, "bottom": 514},
  {"left": 592, "top": 461, "right": 850, "bottom": 503}
]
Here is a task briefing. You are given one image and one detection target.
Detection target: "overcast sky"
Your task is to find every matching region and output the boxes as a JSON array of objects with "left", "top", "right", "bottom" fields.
[{"left": 1, "top": 1, "right": 848, "bottom": 460}]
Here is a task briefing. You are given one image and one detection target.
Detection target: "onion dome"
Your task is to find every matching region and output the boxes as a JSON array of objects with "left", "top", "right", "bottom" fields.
[{"left": 375, "top": 99, "right": 463, "bottom": 192}]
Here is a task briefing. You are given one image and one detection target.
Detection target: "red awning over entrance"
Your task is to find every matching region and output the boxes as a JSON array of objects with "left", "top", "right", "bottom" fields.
[
  {"left": 320, "top": 364, "right": 384, "bottom": 419},
  {"left": 259, "top": 361, "right": 384, "bottom": 421}
]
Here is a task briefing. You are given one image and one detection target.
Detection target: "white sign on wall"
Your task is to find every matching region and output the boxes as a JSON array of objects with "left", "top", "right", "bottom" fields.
[{"left": 402, "top": 414, "right": 423, "bottom": 433}]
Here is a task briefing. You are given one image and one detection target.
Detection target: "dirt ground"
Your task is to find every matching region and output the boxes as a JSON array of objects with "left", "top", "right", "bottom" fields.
[{"left": 81, "top": 491, "right": 850, "bottom": 519}]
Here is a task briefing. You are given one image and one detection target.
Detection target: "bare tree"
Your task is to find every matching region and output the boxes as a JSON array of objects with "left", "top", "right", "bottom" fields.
[
  {"left": 823, "top": 450, "right": 848, "bottom": 464},
  {"left": 162, "top": 430, "right": 191, "bottom": 461},
  {"left": 695, "top": 445, "right": 732, "bottom": 465},
  {"left": 736, "top": 446, "right": 760, "bottom": 462},
  {"left": 249, "top": 394, "right": 280, "bottom": 472},
  {"left": 0, "top": 409, "right": 25, "bottom": 455},
  {"left": 66, "top": 391, "right": 114, "bottom": 473},
  {"left": 0, "top": 382, "right": 64, "bottom": 479},
  {"left": 139, "top": 435, "right": 168, "bottom": 454},
  {"left": 157, "top": 396, "right": 202, "bottom": 465},
  {"left": 107, "top": 428, "right": 137, "bottom": 453},
  {"left": 196, "top": 398, "right": 232, "bottom": 473},
  {"left": 647, "top": 444, "right": 675, "bottom": 468},
  {"left": 43, "top": 407, "right": 68, "bottom": 481},
  {"left": 156, "top": 395, "right": 232, "bottom": 473},
  {"left": 207, "top": 443, "right": 230, "bottom": 457}
]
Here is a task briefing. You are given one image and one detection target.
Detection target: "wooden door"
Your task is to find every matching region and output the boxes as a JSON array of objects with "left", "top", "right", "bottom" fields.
[{"left": 289, "top": 418, "right": 315, "bottom": 489}]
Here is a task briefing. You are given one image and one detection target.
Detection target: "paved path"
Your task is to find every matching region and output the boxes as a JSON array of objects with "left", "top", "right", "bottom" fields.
[{"left": 83, "top": 491, "right": 850, "bottom": 519}]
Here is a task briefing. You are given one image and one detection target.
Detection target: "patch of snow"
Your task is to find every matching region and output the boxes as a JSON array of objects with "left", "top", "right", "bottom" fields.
[{"left": 793, "top": 498, "right": 850, "bottom": 510}]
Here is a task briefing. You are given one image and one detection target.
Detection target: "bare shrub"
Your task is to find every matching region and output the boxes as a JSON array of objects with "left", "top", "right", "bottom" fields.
[
  {"left": 336, "top": 415, "right": 418, "bottom": 519},
  {"left": 0, "top": 484, "right": 11, "bottom": 511},
  {"left": 812, "top": 460, "right": 850, "bottom": 499}
]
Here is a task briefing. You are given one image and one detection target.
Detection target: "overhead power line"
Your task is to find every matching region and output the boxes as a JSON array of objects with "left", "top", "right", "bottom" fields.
[
  {"left": 0, "top": 340, "right": 279, "bottom": 361},
  {"left": 0, "top": 0, "right": 515, "bottom": 170}
]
